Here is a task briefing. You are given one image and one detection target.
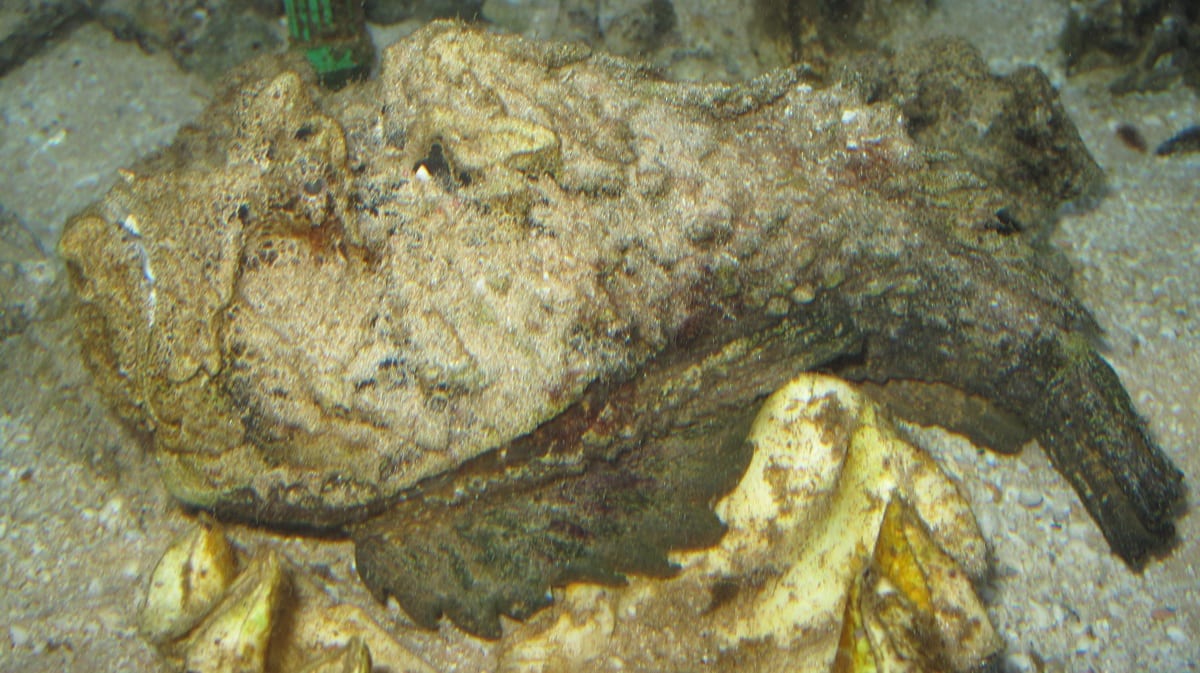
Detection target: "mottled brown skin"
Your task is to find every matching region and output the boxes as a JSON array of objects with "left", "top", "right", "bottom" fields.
[{"left": 60, "top": 23, "right": 1184, "bottom": 638}]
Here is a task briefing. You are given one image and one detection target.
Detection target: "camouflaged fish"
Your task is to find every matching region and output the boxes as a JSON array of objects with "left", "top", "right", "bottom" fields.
[{"left": 60, "top": 22, "right": 1183, "bottom": 638}]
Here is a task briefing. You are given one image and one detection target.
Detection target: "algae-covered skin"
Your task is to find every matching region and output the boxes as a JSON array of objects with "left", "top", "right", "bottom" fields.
[{"left": 61, "top": 22, "right": 1183, "bottom": 638}]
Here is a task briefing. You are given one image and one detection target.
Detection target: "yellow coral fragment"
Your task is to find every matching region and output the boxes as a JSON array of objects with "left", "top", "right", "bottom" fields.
[
  {"left": 833, "top": 574, "right": 879, "bottom": 673},
  {"left": 875, "top": 499, "right": 935, "bottom": 616},
  {"left": 183, "top": 549, "right": 287, "bottom": 673},
  {"left": 703, "top": 374, "right": 990, "bottom": 654},
  {"left": 139, "top": 521, "right": 237, "bottom": 643},
  {"left": 834, "top": 497, "right": 1001, "bottom": 673},
  {"left": 141, "top": 523, "right": 437, "bottom": 673}
]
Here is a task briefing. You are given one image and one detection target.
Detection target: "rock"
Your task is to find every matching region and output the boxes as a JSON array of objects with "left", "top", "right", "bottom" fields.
[
  {"left": 0, "top": 208, "right": 60, "bottom": 340},
  {"left": 0, "top": 23, "right": 210, "bottom": 243},
  {"left": 1061, "top": 0, "right": 1200, "bottom": 93},
  {"left": 0, "top": 0, "right": 88, "bottom": 76},
  {"left": 94, "top": 0, "right": 285, "bottom": 79},
  {"left": 1016, "top": 487, "right": 1045, "bottom": 509}
]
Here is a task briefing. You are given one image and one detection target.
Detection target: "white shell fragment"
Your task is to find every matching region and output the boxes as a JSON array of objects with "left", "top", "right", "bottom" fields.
[
  {"left": 496, "top": 373, "right": 1000, "bottom": 672},
  {"left": 140, "top": 526, "right": 431, "bottom": 673},
  {"left": 182, "top": 548, "right": 287, "bottom": 673},
  {"left": 139, "top": 522, "right": 237, "bottom": 644},
  {"left": 835, "top": 497, "right": 1001, "bottom": 672}
]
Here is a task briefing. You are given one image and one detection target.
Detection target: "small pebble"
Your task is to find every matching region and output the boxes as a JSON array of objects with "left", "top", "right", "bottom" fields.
[
  {"left": 120, "top": 559, "right": 142, "bottom": 580},
  {"left": 1165, "top": 625, "right": 1188, "bottom": 644},
  {"left": 98, "top": 496, "right": 125, "bottom": 528},
  {"left": 1050, "top": 504, "right": 1072, "bottom": 525},
  {"left": 1016, "top": 488, "right": 1044, "bottom": 508},
  {"left": 1066, "top": 538, "right": 1100, "bottom": 563},
  {"left": 1115, "top": 122, "right": 1148, "bottom": 152},
  {"left": 1074, "top": 635, "right": 1092, "bottom": 654},
  {"left": 1006, "top": 652, "right": 1034, "bottom": 672},
  {"left": 1068, "top": 521, "right": 1092, "bottom": 541},
  {"left": 9, "top": 624, "right": 30, "bottom": 648},
  {"left": 1151, "top": 607, "right": 1176, "bottom": 621}
]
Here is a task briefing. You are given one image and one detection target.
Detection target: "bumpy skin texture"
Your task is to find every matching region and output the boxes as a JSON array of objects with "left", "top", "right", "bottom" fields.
[{"left": 61, "top": 22, "right": 1183, "bottom": 635}]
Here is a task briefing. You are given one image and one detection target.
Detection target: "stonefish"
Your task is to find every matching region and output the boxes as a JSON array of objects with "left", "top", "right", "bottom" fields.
[{"left": 60, "top": 23, "right": 1184, "bottom": 639}]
